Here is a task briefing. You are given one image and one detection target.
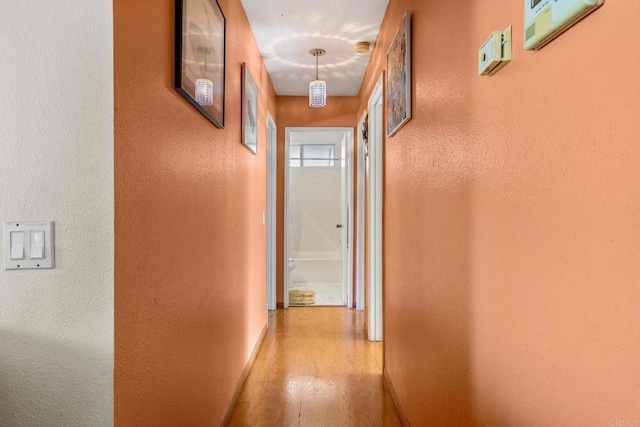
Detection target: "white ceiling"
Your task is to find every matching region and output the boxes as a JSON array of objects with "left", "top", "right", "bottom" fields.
[{"left": 240, "top": 0, "right": 390, "bottom": 96}]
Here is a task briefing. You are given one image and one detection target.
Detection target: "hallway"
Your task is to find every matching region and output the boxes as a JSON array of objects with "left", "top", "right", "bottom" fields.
[
  {"left": 226, "top": 308, "right": 401, "bottom": 426},
  {"left": 3, "top": 0, "right": 639, "bottom": 425}
]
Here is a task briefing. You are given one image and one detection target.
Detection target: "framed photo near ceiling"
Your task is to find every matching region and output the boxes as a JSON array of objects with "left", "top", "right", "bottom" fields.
[
  {"left": 175, "top": 0, "right": 226, "bottom": 128},
  {"left": 242, "top": 63, "right": 258, "bottom": 154},
  {"left": 386, "top": 11, "right": 412, "bottom": 137}
]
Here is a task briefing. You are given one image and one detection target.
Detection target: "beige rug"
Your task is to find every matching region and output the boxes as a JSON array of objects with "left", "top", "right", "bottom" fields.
[{"left": 289, "top": 289, "right": 316, "bottom": 306}]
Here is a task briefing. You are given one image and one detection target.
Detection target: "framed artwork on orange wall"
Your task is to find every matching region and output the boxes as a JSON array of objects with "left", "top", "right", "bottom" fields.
[
  {"left": 242, "top": 63, "right": 258, "bottom": 154},
  {"left": 386, "top": 11, "right": 412, "bottom": 137},
  {"left": 175, "top": 0, "right": 226, "bottom": 128}
]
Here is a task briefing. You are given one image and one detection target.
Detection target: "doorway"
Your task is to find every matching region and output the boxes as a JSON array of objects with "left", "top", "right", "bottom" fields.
[{"left": 284, "top": 127, "right": 354, "bottom": 308}]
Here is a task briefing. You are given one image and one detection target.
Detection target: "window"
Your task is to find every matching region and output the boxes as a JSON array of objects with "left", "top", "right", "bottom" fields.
[{"left": 290, "top": 144, "right": 337, "bottom": 167}]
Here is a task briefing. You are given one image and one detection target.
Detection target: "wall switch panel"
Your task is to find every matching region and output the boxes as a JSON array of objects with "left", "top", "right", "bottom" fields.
[
  {"left": 3, "top": 221, "right": 55, "bottom": 269},
  {"left": 479, "top": 26, "right": 512, "bottom": 76},
  {"left": 479, "top": 31, "right": 502, "bottom": 75}
]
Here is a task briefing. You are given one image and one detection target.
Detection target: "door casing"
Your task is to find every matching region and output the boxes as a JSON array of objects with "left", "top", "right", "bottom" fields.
[
  {"left": 367, "top": 76, "right": 384, "bottom": 341},
  {"left": 284, "top": 127, "right": 354, "bottom": 308},
  {"left": 266, "top": 112, "right": 277, "bottom": 312}
]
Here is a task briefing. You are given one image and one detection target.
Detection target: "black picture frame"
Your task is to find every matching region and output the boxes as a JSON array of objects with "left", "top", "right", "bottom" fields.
[
  {"left": 175, "top": 0, "right": 226, "bottom": 128},
  {"left": 241, "top": 64, "right": 258, "bottom": 154}
]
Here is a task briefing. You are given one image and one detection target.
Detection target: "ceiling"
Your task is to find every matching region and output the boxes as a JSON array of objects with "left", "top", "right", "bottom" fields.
[{"left": 240, "top": 0, "right": 390, "bottom": 96}]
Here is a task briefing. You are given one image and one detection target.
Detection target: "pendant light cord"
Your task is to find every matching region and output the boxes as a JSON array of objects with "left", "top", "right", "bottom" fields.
[
  {"left": 203, "top": 52, "right": 207, "bottom": 78},
  {"left": 198, "top": 46, "right": 213, "bottom": 78}
]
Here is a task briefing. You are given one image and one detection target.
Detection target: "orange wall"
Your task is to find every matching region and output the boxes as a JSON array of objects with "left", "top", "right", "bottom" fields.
[
  {"left": 360, "top": 0, "right": 640, "bottom": 424},
  {"left": 275, "top": 96, "right": 359, "bottom": 305},
  {"left": 114, "top": 0, "right": 275, "bottom": 424}
]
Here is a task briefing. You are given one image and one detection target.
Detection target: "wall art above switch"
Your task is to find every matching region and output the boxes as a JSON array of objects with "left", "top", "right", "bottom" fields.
[{"left": 3, "top": 221, "right": 55, "bottom": 269}]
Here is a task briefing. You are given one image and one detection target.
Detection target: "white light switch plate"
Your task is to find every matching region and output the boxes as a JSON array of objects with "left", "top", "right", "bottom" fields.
[
  {"left": 479, "top": 31, "right": 503, "bottom": 75},
  {"left": 3, "top": 221, "right": 55, "bottom": 269},
  {"left": 479, "top": 26, "right": 512, "bottom": 76}
]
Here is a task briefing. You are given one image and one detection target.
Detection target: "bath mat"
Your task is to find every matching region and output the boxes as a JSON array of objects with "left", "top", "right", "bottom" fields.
[{"left": 289, "top": 289, "right": 316, "bottom": 305}]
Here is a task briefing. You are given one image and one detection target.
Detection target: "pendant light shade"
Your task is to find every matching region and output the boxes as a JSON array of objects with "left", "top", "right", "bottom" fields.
[
  {"left": 309, "top": 49, "right": 326, "bottom": 108},
  {"left": 309, "top": 79, "right": 326, "bottom": 108},
  {"left": 195, "top": 79, "right": 214, "bottom": 106},
  {"left": 196, "top": 46, "right": 214, "bottom": 106}
]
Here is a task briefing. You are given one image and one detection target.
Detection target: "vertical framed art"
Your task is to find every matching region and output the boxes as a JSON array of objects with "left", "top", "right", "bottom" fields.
[
  {"left": 242, "top": 63, "right": 258, "bottom": 154},
  {"left": 386, "top": 11, "right": 412, "bottom": 137},
  {"left": 175, "top": 0, "right": 226, "bottom": 128}
]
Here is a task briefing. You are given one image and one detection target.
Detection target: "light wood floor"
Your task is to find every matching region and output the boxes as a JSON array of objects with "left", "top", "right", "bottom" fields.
[{"left": 225, "top": 307, "right": 402, "bottom": 426}]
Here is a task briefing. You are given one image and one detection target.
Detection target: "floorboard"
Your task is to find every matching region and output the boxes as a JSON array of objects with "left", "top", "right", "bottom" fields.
[{"left": 225, "top": 307, "right": 401, "bottom": 426}]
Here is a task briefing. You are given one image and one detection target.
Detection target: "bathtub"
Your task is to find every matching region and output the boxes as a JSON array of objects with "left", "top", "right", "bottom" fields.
[{"left": 289, "top": 253, "right": 342, "bottom": 283}]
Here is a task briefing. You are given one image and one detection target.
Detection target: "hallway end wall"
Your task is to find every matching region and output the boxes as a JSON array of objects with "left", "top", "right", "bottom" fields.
[
  {"left": 0, "top": 1, "right": 114, "bottom": 425},
  {"left": 114, "top": 0, "right": 276, "bottom": 424},
  {"left": 275, "top": 96, "right": 359, "bottom": 305},
  {"left": 360, "top": 0, "right": 640, "bottom": 424}
]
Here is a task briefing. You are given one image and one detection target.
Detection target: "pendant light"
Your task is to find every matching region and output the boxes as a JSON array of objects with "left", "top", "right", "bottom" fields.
[
  {"left": 309, "top": 49, "right": 327, "bottom": 108},
  {"left": 195, "top": 46, "right": 214, "bottom": 106}
]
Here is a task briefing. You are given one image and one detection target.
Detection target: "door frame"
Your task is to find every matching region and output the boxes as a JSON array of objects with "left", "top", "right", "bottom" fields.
[
  {"left": 343, "top": 132, "right": 355, "bottom": 308},
  {"left": 368, "top": 76, "right": 384, "bottom": 341},
  {"left": 284, "top": 127, "right": 354, "bottom": 308},
  {"left": 266, "top": 112, "right": 277, "bottom": 312},
  {"left": 356, "top": 112, "right": 366, "bottom": 311}
]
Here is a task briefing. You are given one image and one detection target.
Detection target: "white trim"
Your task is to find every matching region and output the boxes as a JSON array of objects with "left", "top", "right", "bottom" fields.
[
  {"left": 283, "top": 127, "right": 291, "bottom": 309},
  {"left": 356, "top": 112, "right": 366, "bottom": 311},
  {"left": 368, "top": 76, "right": 384, "bottom": 341},
  {"left": 343, "top": 132, "right": 355, "bottom": 308},
  {"left": 266, "top": 112, "right": 277, "bottom": 311},
  {"left": 284, "top": 127, "right": 354, "bottom": 309}
]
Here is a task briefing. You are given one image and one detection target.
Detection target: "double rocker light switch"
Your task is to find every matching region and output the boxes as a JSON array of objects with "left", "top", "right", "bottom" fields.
[
  {"left": 3, "top": 221, "right": 54, "bottom": 269},
  {"left": 10, "top": 231, "right": 25, "bottom": 260},
  {"left": 30, "top": 230, "right": 45, "bottom": 260}
]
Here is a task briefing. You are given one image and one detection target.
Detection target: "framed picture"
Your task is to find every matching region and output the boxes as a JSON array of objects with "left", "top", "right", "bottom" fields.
[
  {"left": 386, "top": 11, "right": 412, "bottom": 137},
  {"left": 175, "top": 0, "right": 226, "bottom": 128},
  {"left": 362, "top": 113, "right": 369, "bottom": 157},
  {"left": 242, "top": 64, "right": 258, "bottom": 154}
]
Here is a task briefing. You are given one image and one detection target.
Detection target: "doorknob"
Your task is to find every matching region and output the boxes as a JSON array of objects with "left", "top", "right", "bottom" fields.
[{"left": 336, "top": 224, "right": 343, "bottom": 229}]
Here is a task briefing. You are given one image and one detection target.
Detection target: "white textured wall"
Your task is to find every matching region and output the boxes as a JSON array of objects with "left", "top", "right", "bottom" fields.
[{"left": 0, "top": 1, "right": 114, "bottom": 426}]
